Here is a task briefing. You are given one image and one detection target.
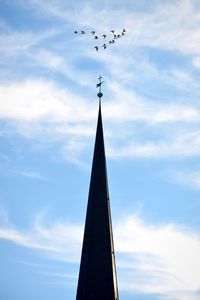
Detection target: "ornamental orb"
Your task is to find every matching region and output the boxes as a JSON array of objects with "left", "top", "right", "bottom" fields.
[{"left": 97, "top": 92, "right": 103, "bottom": 98}]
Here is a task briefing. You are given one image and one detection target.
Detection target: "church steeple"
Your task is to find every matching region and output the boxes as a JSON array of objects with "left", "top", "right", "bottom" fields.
[{"left": 76, "top": 78, "right": 119, "bottom": 300}]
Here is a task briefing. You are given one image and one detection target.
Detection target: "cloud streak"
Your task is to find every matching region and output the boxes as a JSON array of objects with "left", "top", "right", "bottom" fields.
[
  {"left": 0, "top": 79, "right": 200, "bottom": 161},
  {"left": 15, "top": 169, "right": 47, "bottom": 180},
  {"left": 1, "top": 1, "right": 200, "bottom": 165},
  {"left": 169, "top": 169, "right": 200, "bottom": 191},
  {"left": 0, "top": 211, "right": 200, "bottom": 299},
  {"left": 0, "top": 22, "right": 57, "bottom": 60},
  {"left": 115, "top": 215, "right": 200, "bottom": 299},
  {"left": 24, "top": 0, "right": 200, "bottom": 58},
  {"left": 1, "top": 2, "right": 200, "bottom": 300},
  {"left": 0, "top": 212, "right": 83, "bottom": 263}
]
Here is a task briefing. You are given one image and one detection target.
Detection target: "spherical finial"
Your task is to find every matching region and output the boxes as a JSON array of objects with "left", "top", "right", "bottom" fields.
[{"left": 97, "top": 92, "right": 103, "bottom": 98}]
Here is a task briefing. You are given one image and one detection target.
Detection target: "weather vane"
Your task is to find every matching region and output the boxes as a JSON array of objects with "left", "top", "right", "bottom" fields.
[{"left": 96, "top": 75, "right": 104, "bottom": 99}]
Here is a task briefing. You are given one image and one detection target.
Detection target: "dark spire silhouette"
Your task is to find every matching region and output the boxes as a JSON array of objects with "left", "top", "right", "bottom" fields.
[{"left": 76, "top": 77, "right": 118, "bottom": 300}]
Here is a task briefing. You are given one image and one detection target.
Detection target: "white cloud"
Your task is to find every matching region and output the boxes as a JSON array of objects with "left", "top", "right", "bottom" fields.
[
  {"left": 0, "top": 27, "right": 57, "bottom": 60},
  {"left": 115, "top": 215, "right": 200, "bottom": 299},
  {"left": 115, "top": 0, "right": 200, "bottom": 58},
  {"left": 169, "top": 169, "right": 200, "bottom": 190},
  {"left": 10, "top": 0, "right": 200, "bottom": 94},
  {"left": 107, "top": 130, "right": 200, "bottom": 159},
  {"left": 15, "top": 169, "right": 47, "bottom": 180},
  {"left": 1, "top": 1, "right": 200, "bottom": 165},
  {"left": 1, "top": 78, "right": 199, "bottom": 127},
  {"left": 104, "top": 82, "right": 200, "bottom": 124},
  {"left": 1, "top": 2, "right": 200, "bottom": 299},
  {"left": 32, "top": 49, "right": 64, "bottom": 71},
  {"left": 28, "top": 48, "right": 95, "bottom": 87},
  {"left": 0, "top": 212, "right": 83, "bottom": 263},
  {"left": 0, "top": 80, "right": 95, "bottom": 123},
  {"left": 193, "top": 56, "right": 200, "bottom": 69},
  {"left": 17, "top": 0, "right": 200, "bottom": 58},
  {"left": 0, "top": 79, "right": 200, "bottom": 161},
  {"left": 0, "top": 211, "right": 200, "bottom": 299},
  {"left": 18, "top": 0, "right": 72, "bottom": 20}
]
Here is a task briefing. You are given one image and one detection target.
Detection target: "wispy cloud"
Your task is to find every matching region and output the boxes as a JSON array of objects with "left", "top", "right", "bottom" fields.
[
  {"left": 0, "top": 24, "right": 57, "bottom": 60},
  {"left": 107, "top": 130, "right": 200, "bottom": 159},
  {"left": 15, "top": 169, "right": 47, "bottom": 180},
  {"left": 115, "top": 214, "right": 200, "bottom": 299},
  {"left": 1, "top": 79, "right": 199, "bottom": 125},
  {"left": 0, "top": 79, "right": 200, "bottom": 161},
  {"left": 11, "top": 0, "right": 200, "bottom": 84},
  {"left": 0, "top": 210, "right": 200, "bottom": 299},
  {"left": 1, "top": 1, "right": 200, "bottom": 299},
  {"left": 24, "top": 0, "right": 200, "bottom": 59},
  {"left": 18, "top": 260, "right": 78, "bottom": 286},
  {"left": 168, "top": 169, "right": 200, "bottom": 191},
  {"left": 17, "top": 0, "right": 73, "bottom": 20},
  {"left": 0, "top": 211, "right": 83, "bottom": 263},
  {"left": 0, "top": 80, "right": 94, "bottom": 122}
]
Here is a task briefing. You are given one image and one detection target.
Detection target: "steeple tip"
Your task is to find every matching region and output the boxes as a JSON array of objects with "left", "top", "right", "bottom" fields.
[{"left": 96, "top": 75, "right": 104, "bottom": 99}]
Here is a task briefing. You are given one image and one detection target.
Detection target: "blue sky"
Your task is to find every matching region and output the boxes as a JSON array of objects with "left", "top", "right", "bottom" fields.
[{"left": 0, "top": 0, "right": 200, "bottom": 299}]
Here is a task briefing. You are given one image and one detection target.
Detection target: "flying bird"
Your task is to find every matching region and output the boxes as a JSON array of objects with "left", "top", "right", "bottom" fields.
[{"left": 74, "top": 27, "right": 126, "bottom": 51}]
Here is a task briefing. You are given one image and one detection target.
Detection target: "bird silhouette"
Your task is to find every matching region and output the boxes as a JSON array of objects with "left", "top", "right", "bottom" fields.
[{"left": 74, "top": 28, "right": 126, "bottom": 51}]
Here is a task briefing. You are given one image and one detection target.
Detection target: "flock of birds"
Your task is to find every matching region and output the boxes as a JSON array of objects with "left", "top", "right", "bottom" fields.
[{"left": 74, "top": 28, "right": 126, "bottom": 51}]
